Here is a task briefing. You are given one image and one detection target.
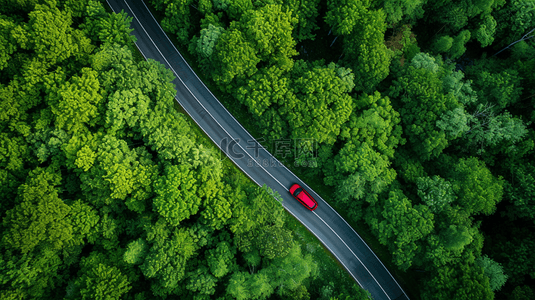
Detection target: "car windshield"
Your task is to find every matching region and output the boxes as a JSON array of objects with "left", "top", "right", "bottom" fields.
[{"left": 293, "top": 187, "right": 303, "bottom": 197}]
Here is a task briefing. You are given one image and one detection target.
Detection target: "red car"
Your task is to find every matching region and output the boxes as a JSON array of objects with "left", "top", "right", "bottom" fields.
[{"left": 289, "top": 184, "right": 318, "bottom": 211}]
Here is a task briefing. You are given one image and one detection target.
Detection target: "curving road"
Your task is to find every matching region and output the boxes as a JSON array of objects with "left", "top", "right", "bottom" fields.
[{"left": 105, "top": 0, "right": 410, "bottom": 299}]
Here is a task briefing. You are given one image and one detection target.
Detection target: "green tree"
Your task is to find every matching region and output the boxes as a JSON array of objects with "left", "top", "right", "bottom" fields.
[
  {"left": 448, "top": 157, "right": 504, "bottom": 216},
  {"left": 365, "top": 187, "right": 434, "bottom": 270},
  {"left": 284, "top": 61, "right": 354, "bottom": 145},
  {"left": 439, "top": 224, "right": 475, "bottom": 252},
  {"left": 465, "top": 107, "right": 528, "bottom": 152},
  {"left": 509, "top": 285, "right": 534, "bottom": 300},
  {"left": 0, "top": 248, "right": 64, "bottom": 298},
  {"left": 27, "top": 1, "right": 79, "bottom": 65},
  {"left": 389, "top": 52, "right": 459, "bottom": 161},
  {"left": 157, "top": 0, "right": 194, "bottom": 43},
  {"left": 255, "top": 225, "right": 294, "bottom": 259},
  {"left": 472, "top": 69, "right": 524, "bottom": 109},
  {"left": 105, "top": 88, "right": 150, "bottom": 136},
  {"left": 123, "top": 238, "right": 148, "bottom": 265},
  {"left": 212, "top": 28, "right": 260, "bottom": 90},
  {"left": 476, "top": 255, "right": 508, "bottom": 291},
  {"left": 339, "top": 92, "right": 403, "bottom": 159},
  {"left": 141, "top": 227, "right": 197, "bottom": 296},
  {"left": 375, "top": 0, "right": 426, "bottom": 25},
  {"left": 448, "top": 30, "right": 471, "bottom": 60},
  {"left": 80, "top": 135, "right": 157, "bottom": 213},
  {"left": 261, "top": 244, "right": 317, "bottom": 296},
  {"left": 98, "top": 10, "right": 136, "bottom": 46},
  {"left": 192, "top": 23, "right": 226, "bottom": 60},
  {"left": 325, "top": 0, "right": 368, "bottom": 36},
  {"left": 226, "top": 272, "right": 252, "bottom": 300},
  {"left": 325, "top": 141, "right": 396, "bottom": 213},
  {"left": 237, "top": 4, "right": 298, "bottom": 70},
  {"left": 68, "top": 200, "right": 100, "bottom": 245},
  {"left": 207, "top": 241, "right": 236, "bottom": 278},
  {"left": 47, "top": 67, "right": 102, "bottom": 132},
  {"left": 185, "top": 265, "right": 218, "bottom": 296},
  {"left": 416, "top": 175, "right": 455, "bottom": 213},
  {"left": 153, "top": 163, "right": 200, "bottom": 226},
  {"left": 2, "top": 168, "right": 72, "bottom": 253},
  {"left": 431, "top": 35, "right": 454, "bottom": 54},
  {"left": 0, "top": 16, "right": 18, "bottom": 71},
  {"left": 474, "top": 14, "right": 497, "bottom": 47},
  {"left": 343, "top": 9, "right": 393, "bottom": 92},
  {"left": 76, "top": 262, "right": 131, "bottom": 300},
  {"left": 422, "top": 262, "right": 494, "bottom": 300},
  {"left": 283, "top": 0, "right": 320, "bottom": 41}
]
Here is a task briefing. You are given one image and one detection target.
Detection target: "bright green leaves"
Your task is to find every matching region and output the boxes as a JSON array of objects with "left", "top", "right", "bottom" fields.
[
  {"left": 0, "top": 16, "right": 18, "bottom": 71},
  {"left": 261, "top": 244, "right": 317, "bottom": 295},
  {"left": 159, "top": 0, "right": 194, "bottom": 43},
  {"left": 422, "top": 262, "right": 493, "bottom": 300},
  {"left": 201, "top": 185, "right": 233, "bottom": 230},
  {"left": 2, "top": 168, "right": 72, "bottom": 253},
  {"left": 325, "top": 0, "right": 369, "bottom": 36},
  {"left": 105, "top": 88, "right": 150, "bottom": 135},
  {"left": 283, "top": 0, "right": 320, "bottom": 41},
  {"left": 504, "top": 162, "right": 535, "bottom": 220},
  {"left": 236, "top": 65, "right": 293, "bottom": 117},
  {"left": 123, "top": 238, "right": 148, "bottom": 265},
  {"left": 390, "top": 53, "right": 459, "bottom": 161},
  {"left": 376, "top": 0, "right": 425, "bottom": 25},
  {"left": 472, "top": 69, "right": 524, "bottom": 109},
  {"left": 47, "top": 67, "right": 102, "bottom": 132},
  {"left": 62, "top": 127, "right": 98, "bottom": 171},
  {"left": 75, "top": 145, "right": 97, "bottom": 172},
  {"left": 212, "top": 28, "right": 260, "bottom": 89},
  {"left": 325, "top": 142, "right": 396, "bottom": 213},
  {"left": 0, "top": 133, "right": 29, "bottom": 171},
  {"left": 153, "top": 164, "right": 200, "bottom": 226},
  {"left": 365, "top": 188, "right": 434, "bottom": 270},
  {"left": 75, "top": 260, "right": 131, "bottom": 300},
  {"left": 440, "top": 224, "right": 475, "bottom": 252},
  {"left": 417, "top": 175, "right": 455, "bottom": 214},
  {"left": 207, "top": 241, "right": 236, "bottom": 278},
  {"left": 195, "top": 24, "right": 226, "bottom": 59},
  {"left": 341, "top": 92, "right": 403, "bottom": 158},
  {"left": 237, "top": 4, "right": 298, "bottom": 70},
  {"left": 286, "top": 61, "right": 354, "bottom": 145},
  {"left": 80, "top": 135, "right": 157, "bottom": 213},
  {"left": 327, "top": 0, "right": 392, "bottom": 92},
  {"left": 69, "top": 200, "right": 100, "bottom": 245},
  {"left": 186, "top": 265, "right": 218, "bottom": 296},
  {"left": 140, "top": 227, "right": 197, "bottom": 296},
  {"left": 227, "top": 246, "right": 311, "bottom": 299},
  {"left": 474, "top": 14, "right": 497, "bottom": 47},
  {"left": 436, "top": 107, "right": 471, "bottom": 139},
  {"left": 27, "top": 1, "right": 78, "bottom": 65},
  {"left": 325, "top": 92, "right": 401, "bottom": 205},
  {"left": 448, "top": 30, "right": 471, "bottom": 60},
  {"left": 465, "top": 107, "right": 528, "bottom": 151},
  {"left": 255, "top": 226, "right": 294, "bottom": 259},
  {"left": 98, "top": 10, "right": 136, "bottom": 46},
  {"left": 449, "top": 157, "right": 504, "bottom": 216}
]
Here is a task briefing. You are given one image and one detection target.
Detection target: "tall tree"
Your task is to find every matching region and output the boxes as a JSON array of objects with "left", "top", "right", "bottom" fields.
[{"left": 365, "top": 187, "right": 434, "bottom": 270}]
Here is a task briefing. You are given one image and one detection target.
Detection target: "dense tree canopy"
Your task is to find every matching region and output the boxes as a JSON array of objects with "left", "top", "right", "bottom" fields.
[
  {"left": 3, "top": 0, "right": 535, "bottom": 298},
  {"left": 0, "top": 2, "right": 370, "bottom": 299}
]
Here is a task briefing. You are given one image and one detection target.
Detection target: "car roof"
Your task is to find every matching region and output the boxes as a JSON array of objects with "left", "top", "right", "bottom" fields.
[{"left": 297, "top": 190, "right": 316, "bottom": 208}]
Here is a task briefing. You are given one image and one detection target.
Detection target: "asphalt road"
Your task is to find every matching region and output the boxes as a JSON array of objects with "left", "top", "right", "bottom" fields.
[{"left": 105, "top": 1, "right": 410, "bottom": 299}]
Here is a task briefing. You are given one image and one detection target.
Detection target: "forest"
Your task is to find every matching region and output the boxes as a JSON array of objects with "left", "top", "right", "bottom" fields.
[
  {"left": 0, "top": 0, "right": 534, "bottom": 299},
  {"left": 0, "top": 0, "right": 370, "bottom": 299}
]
